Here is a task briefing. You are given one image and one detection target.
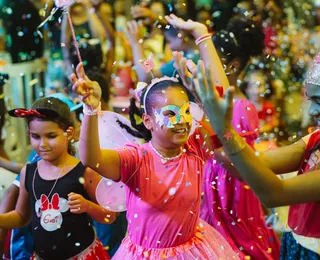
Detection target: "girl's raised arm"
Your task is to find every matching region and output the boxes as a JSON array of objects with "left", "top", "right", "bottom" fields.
[
  {"left": 165, "top": 14, "right": 229, "bottom": 90},
  {"left": 195, "top": 61, "right": 320, "bottom": 208},
  {"left": 71, "top": 63, "right": 121, "bottom": 180}
]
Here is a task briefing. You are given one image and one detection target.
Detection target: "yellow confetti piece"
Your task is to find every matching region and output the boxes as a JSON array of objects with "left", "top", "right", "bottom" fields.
[
  {"left": 143, "top": 252, "right": 149, "bottom": 257},
  {"left": 244, "top": 185, "right": 250, "bottom": 190},
  {"left": 96, "top": 163, "right": 100, "bottom": 168},
  {"left": 104, "top": 218, "right": 110, "bottom": 223}
]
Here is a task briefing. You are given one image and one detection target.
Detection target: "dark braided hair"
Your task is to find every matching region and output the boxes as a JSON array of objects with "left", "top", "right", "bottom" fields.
[
  {"left": 117, "top": 79, "right": 185, "bottom": 142},
  {"left": 213, "top": 17, "right": 265, "bottom": 73}
]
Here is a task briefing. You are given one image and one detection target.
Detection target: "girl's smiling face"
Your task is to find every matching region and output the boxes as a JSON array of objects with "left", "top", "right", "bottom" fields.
[{"left": 143, "top": 87, "right": 191, "bottom": 148}]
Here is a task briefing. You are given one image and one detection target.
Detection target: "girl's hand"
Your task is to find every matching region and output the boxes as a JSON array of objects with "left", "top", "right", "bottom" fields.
[
  {"left": 131, "top": 5, "right": 158, "bottom": 25},
  {"left": 70, "top": 63, "right": 101, "bottom": 109},
  {"left": 79, "top": 0, "right": 93, "bottom": 10},
  {"left": 194, "top": 60, "right": 234, "bottom": 136},
  {"left": 124, "top": 20, "right": 144, "bottom": 45},
  {"left": 165, "top": 14, "right": 208, "bottom": 39},
  {"left": 68, "top": 192, "right": 89, "bottom": 214},
  {"left": 172, "top": 51, "right": 201, "bottom": 103}
]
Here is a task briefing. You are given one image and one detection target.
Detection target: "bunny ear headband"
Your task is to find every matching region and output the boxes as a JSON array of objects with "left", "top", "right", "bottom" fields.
[
  {"left": 305, "top": 52, "right": 320, "bottom": 86},
  {"left": 134, "top": 53, "right": 179, "bottom": 114}
]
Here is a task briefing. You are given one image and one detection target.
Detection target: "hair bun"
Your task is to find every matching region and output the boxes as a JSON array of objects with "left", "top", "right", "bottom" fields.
[{"left": 227, "top": 17, "right": 265, "bottom": 57}]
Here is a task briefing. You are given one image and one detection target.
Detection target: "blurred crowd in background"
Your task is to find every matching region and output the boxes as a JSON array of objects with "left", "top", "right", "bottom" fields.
[{"left": 0, "top": 0, "right": 319, "bottom": 162}]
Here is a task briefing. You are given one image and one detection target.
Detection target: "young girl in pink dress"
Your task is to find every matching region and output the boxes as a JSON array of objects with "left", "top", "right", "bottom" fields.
[
  {"left": 165, "top": 15, "right": 280, "bottom": 259},
  {"left": 71, "top": 62, "right": 238, "bottom": 259}
]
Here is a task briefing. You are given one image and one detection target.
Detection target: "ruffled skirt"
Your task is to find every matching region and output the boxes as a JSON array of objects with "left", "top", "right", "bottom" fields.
[
  {"left": 30, "top": 238, "right": 110, "bottom": 260},
  {"left": 112, "top": 220, "right": 239, "bottom": 259}
]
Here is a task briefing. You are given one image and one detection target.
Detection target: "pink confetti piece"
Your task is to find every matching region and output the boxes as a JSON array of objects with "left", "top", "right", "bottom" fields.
[
  {"left": 223, "top": 132, "right": 233, "bottom": 140},
  {"left": 54, "top": 0, "right": 75, "bottom": 8},
  {"left": 138, "top": 53, "right": 155, "bottom": 73}
]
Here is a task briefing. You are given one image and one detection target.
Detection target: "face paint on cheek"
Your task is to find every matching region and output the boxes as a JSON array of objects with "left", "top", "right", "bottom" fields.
[{"left": 153, "top": 103, "right": 192, "bottom": 128}]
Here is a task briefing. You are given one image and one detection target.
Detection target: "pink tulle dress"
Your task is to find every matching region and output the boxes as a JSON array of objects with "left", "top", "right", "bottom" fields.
[
  {"left": 112, "top": 129, "right": 239, "bottom": 259},
  {"left": 200, "top": 99, "right": 280, "bottom": 260}
]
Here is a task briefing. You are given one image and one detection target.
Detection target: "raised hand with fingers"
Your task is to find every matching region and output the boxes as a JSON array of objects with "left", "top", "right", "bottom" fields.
[
  {"left": 194, "top": 60, "right": 234, "bottom": 137},
  {"left": 124, "top": 20, "right": 144, "bottom": 46},
  {"left": 172, "top": 51, "right": 200, "bottom": 103},
  {"left": 68, "top": 192, "right": 89, "bottom": 214},
  {"left": 70, "top": 63, "right": 101, "bottom": 110},
  {"left": 80, "top": 0, "right": 93, "bottom": 10},
  {"left": 165, "top": 14, "right": 208, "bottom": 39},
  {"left": 131, "top": 5, "right": 159, "bottom": 25}
]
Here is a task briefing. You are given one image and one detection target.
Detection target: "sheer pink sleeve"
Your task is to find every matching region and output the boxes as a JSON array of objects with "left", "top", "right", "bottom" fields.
[
  {"left": 232, "top": 99, "right": 260, "bottom": 147},
  {"left": 117, "top": 144, "right": 141, "bottom": 184}
]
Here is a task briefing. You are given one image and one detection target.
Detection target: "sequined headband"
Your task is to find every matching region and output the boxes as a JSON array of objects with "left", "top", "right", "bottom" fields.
[
  {"left": 305, "top": 53, "right": 320, "bottom": 86},
  {"left": 142, "top": 76, "right": 179, "bottom": 114}
]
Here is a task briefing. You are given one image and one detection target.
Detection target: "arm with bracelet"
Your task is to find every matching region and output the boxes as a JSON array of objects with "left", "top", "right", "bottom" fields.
[
  {"left": 70, "top": 63, "right": 121, "bottom": 181},
  {"left": 165, "top": 14, "right": 229, "bottom": 91},
  {"left": 194, "top": 59, "right": 320, "bottom": 208}
]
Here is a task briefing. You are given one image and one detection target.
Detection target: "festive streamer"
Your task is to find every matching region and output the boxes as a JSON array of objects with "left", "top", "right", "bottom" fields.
[
  {"left": 37, "top": 0, "right": 82, "bottom": 65},
  {"left": 37, "top": 7, "right": 58, "bottom": 38},
  {"left": 66, "top": 10, "right": 82, "bottom": 64}
]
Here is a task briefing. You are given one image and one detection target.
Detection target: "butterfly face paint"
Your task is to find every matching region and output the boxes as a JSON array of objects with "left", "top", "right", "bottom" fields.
[{"left": 153, "top": 103, "right": 192, "bottom": 128}]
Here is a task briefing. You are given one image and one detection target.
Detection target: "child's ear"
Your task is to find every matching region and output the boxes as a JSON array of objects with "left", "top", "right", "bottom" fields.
[
  {"left": 142, "top": 114, "right": 153, "bottom": 131},
  {"left": 66, "top": 127, "right": 75, "bottom": 140}
]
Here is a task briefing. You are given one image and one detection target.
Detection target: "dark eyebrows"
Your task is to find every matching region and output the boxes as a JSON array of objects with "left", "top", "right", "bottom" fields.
[{"left": 29, "top": 131, "right": 58, "bottom": 135}]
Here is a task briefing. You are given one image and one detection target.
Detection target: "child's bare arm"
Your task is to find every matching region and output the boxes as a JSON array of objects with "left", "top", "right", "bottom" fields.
[{"left": 0, "top": 167, "right": 31, "bottom": 229}]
